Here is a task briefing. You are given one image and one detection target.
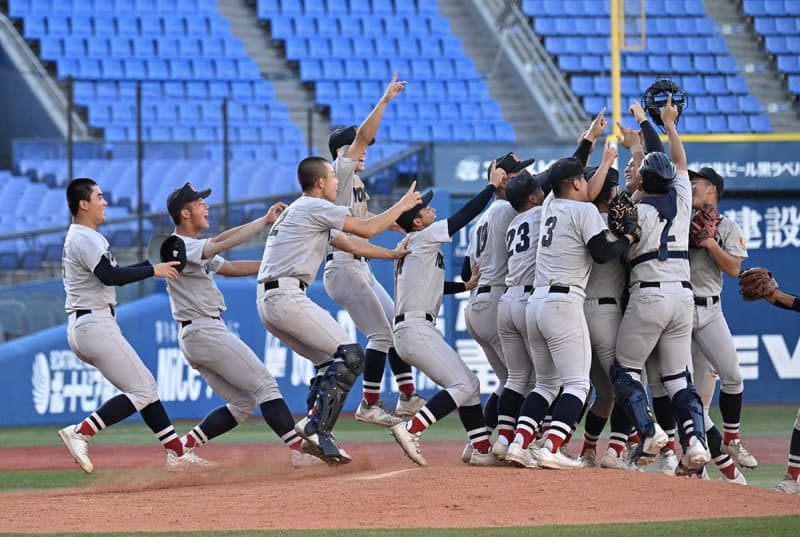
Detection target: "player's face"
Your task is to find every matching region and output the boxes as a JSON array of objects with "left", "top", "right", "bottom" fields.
[
  {"left": 691, "top": 178, "right": 714, "bottom": 209},
  {"left": 624, "top": 158, "right": 636, "bottom": 190},
  {"left": 356, "top": 147, "right": 366, "bottom": 172},
  {"left": 414, "top": 206, "right": 436, "bottom": 229},
  {"left": 85, "top": 186, "right": 107, "bottom": 225},
  {"left": 188, "top": 198, "right": 210, "bottom": 230},
  {"left": 321, "top": 163, "right": 338, "bottom": 201},
  {"left": 575, "top": 176, "right": 589, "bottom": 201}
]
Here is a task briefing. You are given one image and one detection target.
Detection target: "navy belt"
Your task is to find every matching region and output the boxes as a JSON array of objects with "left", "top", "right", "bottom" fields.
[
  {"left": 476, "top": 285, "right": 492, "bottom": 295},
  {"left": 264, "top": 279, "right": 307, "bottom": 291},
  {"left": 524, "top": 285, "right": 533, "bottom": 293},
  {"left": 628, "top": 250, "right": 689, "bottom": 269},
  {"left": 75, "top": 305, "right": 115, "bottom": 319},
  {"left": 640, "top": 281, "right": 692, "bottom": 290},
  {"left": 694, "top": 295, "right": 720, "bottom": 306},
  {"left": 598, "top": 297, "right": 617, "bottom": 305},
  {"left": 180, "top": 316, "right": 221, "bottom": 328},
  {"left": 549, "top": 285, "right": 570, "bottom": 294},
  {"left": 394, "top": 313, "right": 435, "bottom": 324},
  {"left": 326, "top": 253, "right": 363, "bottom": 262}
]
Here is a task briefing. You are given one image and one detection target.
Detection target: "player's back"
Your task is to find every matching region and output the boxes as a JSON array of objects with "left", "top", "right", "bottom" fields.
[
  {"left": 473, "top": 199, "right": 516, "bottom": 287},
  {"left": 394, "top": 220, "right": 449, "bottom": 316},
  {"left": 505, "top": 206, "right": 541, "bottom": 287}
]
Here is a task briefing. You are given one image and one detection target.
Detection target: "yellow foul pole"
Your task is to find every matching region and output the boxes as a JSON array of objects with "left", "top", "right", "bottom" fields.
[{"left": 610, "top": 0, "right": 622, "bottom": 140}]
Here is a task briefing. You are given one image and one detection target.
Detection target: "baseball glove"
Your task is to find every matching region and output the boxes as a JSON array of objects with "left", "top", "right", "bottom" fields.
[
  {"left": 689, "top": 204, "right": 721, "bottom": 248},
  {"left": 607, "top": 191, "right": 641, "bottom": 242},
  {"left": 159, "top": 235, "right": 187, "bottom": 273},
  {"left": 739, "top": 267, "right": 778, "bottom": 301}
]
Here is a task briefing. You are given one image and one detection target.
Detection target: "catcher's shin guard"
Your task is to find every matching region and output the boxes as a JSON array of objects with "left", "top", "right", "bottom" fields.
[
  {"left": 610, "top": 363, "right": 656, "bottom": 440},
  {"left": 672, "top": 385, "right": 707, "bottom": 450}
]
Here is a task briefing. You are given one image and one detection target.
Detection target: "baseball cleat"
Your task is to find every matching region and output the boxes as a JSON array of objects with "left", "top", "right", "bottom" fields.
[
  {"left": 537, "top": 446, "right": 583, "bottom": 470},
  {"left": 468, "top": 449, "right": 497, "bottom": 467},
  {"left": 775, "top": 473, "right": 800, "bottom": 494},
  {"left": 681, "top": 440, "right": 711, "bottom": 471},
  {"left": 58, "top": 425, "right": 94, "bottom": 474},
  {"left": 460, "top": 442, "right": 473, "bottom": 464},
  {"left": 720, "top": 438, "right": 759, "bottom": 469},
  {"left": 505, "top": 441, "right": 540, "bottom": 469},
  {"left": 600, "top": 449, "right": 642, "bottom": 472},
  {"left": 579, "top": 449, "right": 597, "bottom": 468},
  {"left": 166, "top": 449, "right": 218, "bottom": 472},
  {"left": 646, "top": 447, "right": 678, "bottom": 476},
  {"left": 491, "top": 439, "right": 509, "bottom": 460},
  {"left": 291, "top": 450, "right": 325, "bottom": 469},
  {"left": 395, "top": 392, "right": 427, "bottom": 417},
  {"left": 294, "top": 417, "right": 351, "bottom": 465},
  {"left": 355, "top": 399, "right": 402, "bottom": 427},
  {"left": 640, "top": 424, "right": 668, "bottom": 459},
  {"left": 389, "top": 422, "right": 427, "bottom": 466},
  {"left": 719, "top": 468, "right": 747, "bottom": 485}
]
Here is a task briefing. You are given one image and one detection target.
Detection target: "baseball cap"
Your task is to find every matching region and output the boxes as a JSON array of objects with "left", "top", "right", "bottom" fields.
[
  {"left": 489, "top": 152, "right": 535, "bottom": 181},
  {"left": 328, "top": 125, "right": 375, "bottom": 159},
  {"left": 689, "top": 167, "right": 725, "bottom": 197},
  {"left": 396, "top": 190, "right": 434, "bottom": 233},
  {"left": 543, "top": 157, "right": 585, "bottom": 186},
  {"left": 505, "top": 170, "right": 547, "bottom": 211},
  {"left": 167, "top": 182, "right": 211, "bottom": 219},
  {"left": 584, "top": 165, "right": 619, "bottom": 186}
]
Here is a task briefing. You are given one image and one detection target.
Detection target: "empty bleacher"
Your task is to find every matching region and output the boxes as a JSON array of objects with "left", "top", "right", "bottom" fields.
[{"left": 743, "top": 0, "right": 800, "bottom": 103}]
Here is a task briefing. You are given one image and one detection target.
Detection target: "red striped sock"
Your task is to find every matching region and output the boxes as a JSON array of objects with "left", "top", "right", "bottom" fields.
[
  {"left": 407, "top": 416, "right": 427, "bottom": 434},
  {"left": 723, "top": 432, "right": 739, "bottom": 444},
  {"left": 76, "top": 420, "right": 97, "bottom": 437},
  {"left": 628, "top": 432, "right": 641, "bottom": 445},
  {"left": 472, "top": 439, "right": 491, "bottom": 454},
  {"left": 546, "top": 433, "right": 565, "bottom": 452},
  {"left": 788, "top": 466, "right": 800, "bottom": 481},
  {"left": 398, "top": 382, "right": 414, "bottom": 397},
  {"left": 163, "top": 437, "right": 184, "bottom": 456},
  {"left": 363, "top": 393, "right": 380, "bottom": 405}
]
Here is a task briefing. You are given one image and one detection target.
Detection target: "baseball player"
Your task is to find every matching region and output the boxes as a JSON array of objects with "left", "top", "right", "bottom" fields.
[
  {"left": 389, "top": 161, "right": 505, "bottom": 467},
  {"left": 505, "top": 149, "right": 636, "bottom": 471},
  {"left": 161, "top": 183, "right": 322, "bottom": 468},
  {"left": 612, "top": 96, "right": 710, "bottom": 471},
  {"left": 257, "top": 157, "right": 420, "bottom": 463},
  {"left": 58, "top": 178, "right": 211, "bottom": 473},
  {"left": 736, "top": 268, "right": 800, "bottom": 492},
  {"left": 688, "top": 167, "right": 758, "bottom": 470},
  {"left": 491, "top": 170, "right": 546, "bottom": 460},
  {"left": 464, "top": 150, "right": 533, "bottom": 434},
  {"left": 324, "top": 73, "right": 426, "bottom": 428}
]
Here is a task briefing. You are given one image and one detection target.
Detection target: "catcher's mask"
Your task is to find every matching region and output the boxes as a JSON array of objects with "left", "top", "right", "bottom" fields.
[
  {"left": 641, "top": 76, "right": 688, "bottom": 132},
  {"left": 639, "top": 152, "right": 676, "bottom": 194}
]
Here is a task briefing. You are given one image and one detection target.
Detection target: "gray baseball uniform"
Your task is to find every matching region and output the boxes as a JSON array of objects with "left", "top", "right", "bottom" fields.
[
  {"left": 463, "top": 224, "right": 478, "bottom": 336},
  {"left": 616, "top": 170, "right": 693, "bottom": 381},
  {"left": 584, "top": 213, "right": 626, "bottom": 419},
  {"left": 689, "top": 216, "right": 747, "bottom": 397},
  {"left": 526, "top": 194, "right": 605, "bottom": 407},
  {"left": 497, "top": 206, "right": 541, "bottom": 395},
  {"left": 394, "top": 220, "right": 480, "bottom": 406},
  {"left": 63, "top": 224, "right": 157, "bottom": 411},
  {"left": 467, "top": 199, "right": 517, "bottom": 395},
  {"left": 324, "top": 157, "right": 395, "bottom": 353},
  {"left": 167, "top": 234, "right": 281, "bottom": 424},
  {"left": 257, "top": 195, "right": 353, "bottom": 364}
]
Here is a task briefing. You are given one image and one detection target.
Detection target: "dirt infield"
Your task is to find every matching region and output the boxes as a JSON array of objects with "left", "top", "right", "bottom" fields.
[{"left": 1, "top": 439, "right": 799, "bottom": 533}]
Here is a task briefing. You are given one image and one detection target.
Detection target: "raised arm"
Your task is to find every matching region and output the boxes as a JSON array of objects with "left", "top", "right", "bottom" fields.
[
  {"left": 629, "top": 101, "right": 664, "bottom": 153},
  {"left": 330, "top": 233, "right": 410, "bottom": 260},
  {"left": 342, "top": 181, "right": 422, "bottom": 238},
  {"left": 575, "top": 107, "right": 607, "bottom": 165},
  {"left": 202, "top": 202, "right": 286, "bottom": 258},
  {"left": 660, "top": 93, "right": 687, "bottom": 173},
  {"left": 345, "top": 73, "right": 407, "bottom": 161},
  {"left": 586, "top": 141, "right": 617, "bottom": 203},
  {"left": 447, "top": 161, "right": 505, "bottom": 236}
]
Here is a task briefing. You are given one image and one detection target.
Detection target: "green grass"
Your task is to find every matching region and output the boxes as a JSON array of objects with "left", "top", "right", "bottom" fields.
[
  {"left": 1, "top": 516, "right": 799, "bottom": 537},
  {"left": 1, "top": 404, "right": 795, "bottom": 448}
]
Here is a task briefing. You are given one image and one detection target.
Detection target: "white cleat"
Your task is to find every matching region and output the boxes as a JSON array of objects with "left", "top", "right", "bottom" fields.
[
  {"left": 460, "top": 442, "right": 473, "bottom": 464},
  {"left": 647, "top": 447, "right": 679, "bottom": 476},
  {"left": 354, "top": 399, "right": 402, "bottom": 427},
  {"left": 295, "top": 417, "right": 352, "bottom": 465},
  {"left": 492, "top": 439, "right": 509, "bottom": 460},
  {"left": 720, "top": 438, "right": 759, "bottom": 469},
  {"left": 291, "top": 450, "right": 325, "bottom": 469},
  {"left": 641, "top": 424, "right": 668, "bottom": 458},
  {"left": 775, "top": 473, "right": 800, "bottom": 494},
  {"left": 166, "top": 449, "right": 218, "bottom": 472},
  {"left": 58, "top": 425, "right": 94, "bottom": 475},
  {"left": 469, "top": 449, "right": 497, "bottom": 467},
  {"left": 600, "top": 449, "right": 642, "bottom": 472},
  {"left": 395, "top": 392, "right": 427, "bottom": 417},
  {"left": 537, "top": 447, "right": 583, "bottom": 470},
  {"left": 390, "top": 422, "right": 427, "bottom": 466},
  {"left": 505, "top": 441, "right": 540, "bottom": 469},
  {"left": 579, "top": 449, "right": 597, "bottom": 468},
  {"left": 719, "top": 468, "right": 747, "bottom": 485},
  {"left": 681, "top": 440, "right": 711, "bottom": 471}
]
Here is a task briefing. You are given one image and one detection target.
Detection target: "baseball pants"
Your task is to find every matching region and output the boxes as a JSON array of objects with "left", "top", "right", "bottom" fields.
[
  {"left": 584, "top": 298, "right": 622, "bottom": 418},
  {"left": 467, "top": 287, "right": 508, "bottom": 396},
  {"left": 394, "top": 313, "right": 480, "bottom": 407},
  {"left": 497, "top": 286, "right": 536, "bottom": 395},
  {"left": 180, "top": 317, "right": 282, "bottom": 423},
  {"left": 67, "top": 307, "right": 158, "bottom": 411},
  {"left": 691, "top": 301, "right": 743, "bottom": 395}
]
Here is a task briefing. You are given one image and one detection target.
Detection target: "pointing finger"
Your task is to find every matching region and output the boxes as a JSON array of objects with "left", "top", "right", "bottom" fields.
[{"left": 407, "top": 179, "right": 417, "bottom": 193}]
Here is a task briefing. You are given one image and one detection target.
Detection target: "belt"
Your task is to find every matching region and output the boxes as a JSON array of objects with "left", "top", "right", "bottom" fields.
[
  {"left": 180, "top": 316, "right": 221, "bottom": 328},
  {"left": 640, "top": 281, "right": 693, "bottom": 290},
  {"left": 326, "top": 252, "right": 363, "bottom": 262},
  {"left": 694, "top": 295, "right": 720, "bottom": 306},
  {"left": 549, "top": 285, "right": 570, "bottom": 294},
  {"left": 75, "top": 305, "right": 115, "bottom": 319},
  {"left": 263, "top": 279, "right": 307, "bottom": 292},
  {"left": 476, "top": 285, "right": 492, "bottom": 295},
  {"left": 524, "top": 285, "right": 533, "bottom": 293},
  {"left": 598, "top": 297, "right": 617, "bottom": 305},
  {"left": 394, "top": 312, "right": 435, "bottom": 324}
]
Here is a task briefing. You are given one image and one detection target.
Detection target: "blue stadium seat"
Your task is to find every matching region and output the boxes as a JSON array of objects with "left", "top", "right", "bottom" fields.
[{"left": 749, "top": 114, "right": 772, "bottom": 132}]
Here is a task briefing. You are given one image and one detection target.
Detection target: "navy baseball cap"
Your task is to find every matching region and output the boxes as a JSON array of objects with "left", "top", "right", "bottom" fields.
[
  {"left": 689, "top": 167, "right": 725, "bottom": 197},
  {"left": 543, "top": 157, "right": 585, "bottom": 186},
  {"left": 505, "top": 170, "right": 547, "bottom": 211},
  {"left": 489, "top": 151, "right": 535, "bottom": 181},
  {"left": 584, "top": 165, "right": 619, "bottom": 187},
  {"left": 396, "top": 190, "right": 434, "bottom": 232},
  {"left": 167, "top": 182, "right": 211, "bottom": 219},
  {"left": 328, "top": 125, "right": 375, "bottom": 159}
]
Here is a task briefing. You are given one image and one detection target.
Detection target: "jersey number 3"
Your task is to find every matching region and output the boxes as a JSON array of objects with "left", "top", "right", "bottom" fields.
[
  {"left": 540, "top": 216, "right": 557, "bottom": 247},
  {"left": 506, "top": 222, "right": 531, "bottom": 257}
]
